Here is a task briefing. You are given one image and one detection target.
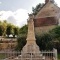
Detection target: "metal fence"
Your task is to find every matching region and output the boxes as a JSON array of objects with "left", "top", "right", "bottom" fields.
[{"left": 0, "top": 48, "right": 57, "bottom": 60}]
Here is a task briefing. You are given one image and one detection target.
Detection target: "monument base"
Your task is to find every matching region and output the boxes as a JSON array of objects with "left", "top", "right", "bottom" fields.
[{"left": 21, "top": 41, "right": 40, "bottom": 54}]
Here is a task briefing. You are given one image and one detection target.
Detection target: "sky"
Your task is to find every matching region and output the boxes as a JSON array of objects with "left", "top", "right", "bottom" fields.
[{"left": 0, "top": 0, "right": 60, "bottom": 27}]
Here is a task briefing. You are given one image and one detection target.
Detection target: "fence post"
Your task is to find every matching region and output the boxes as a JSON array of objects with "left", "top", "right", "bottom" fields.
[
  {"left": 53, "top": 48, "right": 57, "bottom": 60},
  {"left": 31, "top": 52, "right": 32, "bottom": 60},
  {"left": 21, "top": 51, "right": 22, "bottom": 60}
]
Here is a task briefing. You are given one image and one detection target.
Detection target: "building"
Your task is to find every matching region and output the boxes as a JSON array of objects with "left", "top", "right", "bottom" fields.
[{"left": 34, "top": 0, "right": 60, "bottom": 35}]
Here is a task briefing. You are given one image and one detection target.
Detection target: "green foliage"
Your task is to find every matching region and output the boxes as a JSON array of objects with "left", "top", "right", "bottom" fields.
[
  {"left": 19, "top": 25, "right": 28, "bottom": 34},
  {"left": 36, "top": 33, "right": 53, "bottom": 50},
  {"left": 0, "top": 21, "right": 2, "bottom": 25},
  {"left": 54, "top": 42, "right": 60, "bottom": 52},
  {"left": 15, "top": 25, "right": 28, "bottom": 51},
  {"left": 15, "top": 35, "right": 27, "bottom": 51},
  {"left": 0, "top": 20, "right": 7, "bottom": 36},
  {"left": 0, "top": 20, "right": 20, "bottom": 37},
  {"left": 13, "top": 27, "right": 19, "bottom": 37},
  {"left": 0, "top": 25, "right": 5, "bottom": 36},
  {"left": 2, "top": 20, "right": 7, "bottom": 36},
  {"left": 48, "top": 26, "right": 60, "bottom": 52},
  {"left": 32, "top": 3, "right": 44, "bottom": 15},
  {"left": 49, "top": 26, "right": 60, "bottom": 38},
  {"left": 6, "top": 24, "right": 13, "bottom": 37}
]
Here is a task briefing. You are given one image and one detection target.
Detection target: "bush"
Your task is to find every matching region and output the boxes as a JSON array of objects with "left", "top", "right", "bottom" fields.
[
  {"left": 49, "top": 26, "right": 60, "bottom": 52},
  {"left": 49, "top": 26, "right": 60, "bottom": 38},
  {"left": 36, "top": 33, "right": 53, "bottom": 50},
  {"left": 15, "top": 34, "right": 27, "bottom": 51}
]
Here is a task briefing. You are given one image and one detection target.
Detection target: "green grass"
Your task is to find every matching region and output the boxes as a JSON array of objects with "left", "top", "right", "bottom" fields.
[
  {"left": 58, "top": 53, "right": 60, "bottom": 60},
  {"left": 0, "top": 53, "right": 6, "bottom": 59}
]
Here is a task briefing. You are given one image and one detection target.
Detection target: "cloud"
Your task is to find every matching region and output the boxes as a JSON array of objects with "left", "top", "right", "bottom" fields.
[
  {"left": 14, "top": 9, "right": 28, "bottom": 26},
  {"left": 7, "top": 16, "right": 17, "bottom": 26},
  {"left": 0, "top": 9, "right": 28, "bottom": 27},
  {"left": 0, "top": 11, "right": 14, "bottom": 20},
  {"left": 0, "top": 2, "right": 2, "bottom": 4},
  {"left": 55, "top": 0, "right": 60, "bottom": 7}
]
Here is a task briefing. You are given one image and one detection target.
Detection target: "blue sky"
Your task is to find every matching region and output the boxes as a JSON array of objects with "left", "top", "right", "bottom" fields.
[
  {"left": 0, "top": 0, "right": 60, "bottom": 27},
  {"left": 0, "top": 0, "right": 44, "bottom": 11}
]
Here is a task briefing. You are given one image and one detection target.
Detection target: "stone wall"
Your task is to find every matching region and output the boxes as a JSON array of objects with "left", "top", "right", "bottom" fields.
[
  {"left": 34, "top": 25, "right": 56, "bottom": 35},
  {"left": 0, "top": 38, "right": 17, "bottom": 50},
  {"left": 0, "top": 42, "right": 17, "bottom": 50}
]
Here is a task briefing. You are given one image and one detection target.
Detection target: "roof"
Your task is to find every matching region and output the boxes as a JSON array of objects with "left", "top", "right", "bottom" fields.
[{"left": 35, "top": 2, "right": 60, "bottom": 18}]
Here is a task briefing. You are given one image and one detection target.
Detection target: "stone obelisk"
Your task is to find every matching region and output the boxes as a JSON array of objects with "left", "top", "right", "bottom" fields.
[{"left": 22, "top": 14, "right": 40, "bottom": 53}]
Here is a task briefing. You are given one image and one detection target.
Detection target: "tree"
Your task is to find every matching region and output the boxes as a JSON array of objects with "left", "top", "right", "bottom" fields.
[
  {"left": 15, "top": 35, "right": 27, "bottom": 51},
  {"left": 0, "top": 21, "right": 2, "bottom": 25},
  {"left": 15, "top": 25, "right": 28, "bottom": 51},
  {"left": 32, "top": 3, "right": 44, "bottom": 15},
  {"left": 13, "top": 27, "right": 19, "bottom": 38},
  {"left": 36, "top": 33, "right": 53, "bottom": 50},
  {"left": 19, "top": 25, "right": 28, "bottom": 35},
  {"left": 2, "top": 20, "right": 7, "bottom": 36},
  {"left": 0, "top": 25, "right": 5, "bottom": 36},
  {"left": 6, "top": 24, "right": 13, "bottom": 37},
  {"left": 49, "top": 26, "right": 60, "bottom": 38},
  {"left": 49, "top": 26, "right": 60, "bottom": 52},
  {"left": 0, "top": 20, "right": 20, "bottom": 37}
]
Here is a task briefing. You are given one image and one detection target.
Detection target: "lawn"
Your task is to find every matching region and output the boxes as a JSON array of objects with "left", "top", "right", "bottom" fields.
[
  {"left": 58, "top": 53, "right": 60, "bottom": 60},
  {"left": 0, "top": 53, "right": 6, "bottom": 59}
]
